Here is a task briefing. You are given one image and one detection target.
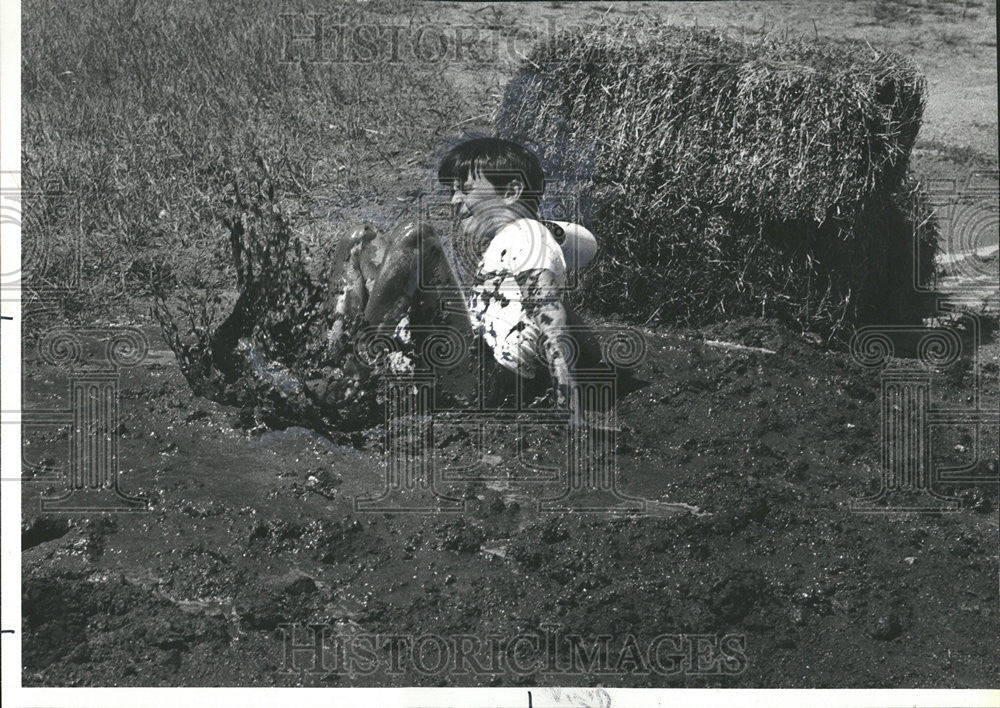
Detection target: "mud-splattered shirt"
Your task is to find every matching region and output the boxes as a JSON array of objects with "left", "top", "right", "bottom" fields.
[{"left": 468, "top": 218, "right": 567, "bottom": 379}]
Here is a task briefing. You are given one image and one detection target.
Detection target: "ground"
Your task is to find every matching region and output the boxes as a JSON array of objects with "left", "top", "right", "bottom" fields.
[{"left": 17, "top": 0, "right": 1000, "bottom": 689}]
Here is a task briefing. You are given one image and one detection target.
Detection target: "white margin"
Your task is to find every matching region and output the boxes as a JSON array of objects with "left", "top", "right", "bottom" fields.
[
  {"left": 1, "top": 688, "right": 999, "bottom": 708},
  {"left": 1, "top": 0, "right": 23, "bottom": 705},
  {"left": 1, "top": 1, "right": 998, "bottom": 707}
]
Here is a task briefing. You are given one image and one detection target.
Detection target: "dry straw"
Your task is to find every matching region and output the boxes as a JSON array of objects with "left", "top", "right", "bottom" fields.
[{"left": 496, "top": 22, "right": 936, "bottom": 339}]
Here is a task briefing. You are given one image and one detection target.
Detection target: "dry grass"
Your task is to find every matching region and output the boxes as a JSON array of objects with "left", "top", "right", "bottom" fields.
[{"left": 22, "top": 0, "right": 472, "bottom": 333}]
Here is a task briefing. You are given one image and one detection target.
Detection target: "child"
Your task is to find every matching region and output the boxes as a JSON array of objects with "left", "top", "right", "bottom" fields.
[{"left": 437, "top": 137, "right": 596, "bottom": 424}]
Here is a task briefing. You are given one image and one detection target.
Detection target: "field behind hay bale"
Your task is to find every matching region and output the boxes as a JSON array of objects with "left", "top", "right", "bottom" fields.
[{"left": 21, "top": 0, "right": 996, "bottom": 336}]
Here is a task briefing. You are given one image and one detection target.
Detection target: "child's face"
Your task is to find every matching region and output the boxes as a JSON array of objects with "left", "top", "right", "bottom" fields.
[{"left": 450, "top": 170, "right": 526, "bottom": 240}]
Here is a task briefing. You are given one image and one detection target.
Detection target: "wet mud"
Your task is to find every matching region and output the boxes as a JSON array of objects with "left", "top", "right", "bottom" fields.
[{"left": 20, "top": 317, "right": 999, "bottom": 687}]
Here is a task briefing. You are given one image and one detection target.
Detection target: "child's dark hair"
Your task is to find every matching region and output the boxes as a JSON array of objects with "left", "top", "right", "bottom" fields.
[{"left": 437, "top": 137, "right": 545, "bottom": 214}]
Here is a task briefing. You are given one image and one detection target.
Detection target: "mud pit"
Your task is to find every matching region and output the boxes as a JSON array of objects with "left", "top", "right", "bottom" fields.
[{"left": 21, "top": 316, "right": 999, "bottom": 687}]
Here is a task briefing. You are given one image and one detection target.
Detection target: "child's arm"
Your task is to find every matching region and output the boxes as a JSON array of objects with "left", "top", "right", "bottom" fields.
[{"left": 516, "top": 268, "right": 583, "bottom": 426}]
